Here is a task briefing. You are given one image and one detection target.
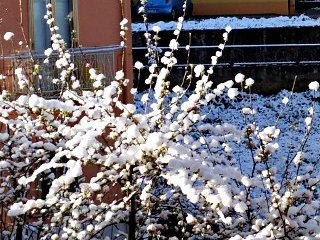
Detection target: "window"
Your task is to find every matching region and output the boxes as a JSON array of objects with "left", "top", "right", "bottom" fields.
[{"left": 30, "top": 0, "right": 75, "bottom": 53}]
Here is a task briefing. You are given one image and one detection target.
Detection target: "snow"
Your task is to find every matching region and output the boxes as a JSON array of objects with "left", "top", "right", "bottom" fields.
[
  {"left": 3, "top": 32, "right": 14, "bottom": 41},
  {"left": 234, "top": 202, "right": 248, "bottom": 213},
  {"left": 309, "top": 81, "right": 320, "bottom": 91},
  {"left": 132, "top": 15, "right": 320, "bottom": 32},
  {"left": 135, "top": 87, "right": 320, "bottom": 178}
]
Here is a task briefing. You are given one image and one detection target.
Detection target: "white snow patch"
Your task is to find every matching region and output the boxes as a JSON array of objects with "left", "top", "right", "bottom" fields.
[{"left": 132, "top": 15, "right": 320, "bottom": 32}]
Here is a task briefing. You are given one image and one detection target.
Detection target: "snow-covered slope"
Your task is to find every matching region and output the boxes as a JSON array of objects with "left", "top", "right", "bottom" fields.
[{"left": 132, "top": 15, "right": 320, "bottom": 32}]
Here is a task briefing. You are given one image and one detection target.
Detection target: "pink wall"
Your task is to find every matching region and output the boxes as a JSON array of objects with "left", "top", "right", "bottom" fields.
[
  {"left": 77, "top": 0, "right": 123, "bottom": 47},
  {"left": 0, "top": 0, "right": 29, "bottom": 55},
  {"left": 0, "top": 0, "right": 134, "bottom": 206},
  {"left": 0, "top": 0, "right": 29, "bottom": 84},
  {"left": 0, "top": 0, "right": 133, "bottom": 100},
  {"left": 77, "top": 0, "right": 133, "bottom": 102}
]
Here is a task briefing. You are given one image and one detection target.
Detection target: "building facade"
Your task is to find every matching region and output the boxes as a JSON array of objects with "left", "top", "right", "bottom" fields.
[{"left": 0, "top": 0, "right": 133, "bottom": 100}]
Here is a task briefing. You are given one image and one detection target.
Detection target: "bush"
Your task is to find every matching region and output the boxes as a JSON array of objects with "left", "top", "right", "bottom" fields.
[{"left": 0, "top": 1, "right": 319, "bottom": 239}]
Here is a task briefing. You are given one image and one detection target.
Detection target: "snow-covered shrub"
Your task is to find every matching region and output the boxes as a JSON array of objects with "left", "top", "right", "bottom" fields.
[{"left": 0, "top": 1, "right": 319, "bottom": 240}]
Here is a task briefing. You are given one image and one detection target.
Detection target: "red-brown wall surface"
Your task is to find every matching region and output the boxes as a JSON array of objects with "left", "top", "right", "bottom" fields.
[
  {"left": 0, "top": 0, "right": 133, "bottom": 98},
  {"left": 0, "top": 0, "right": 132, "bottom": 58},
  {"left": 0, "top": 0, "right": 29, "bottom": 55},
  {"left": 77, "top": 0, "right": 133, "bottom": 101},
  {"left": 0, "top": 0, "right": 29, "bottom": 85},
  {"left": 76, "top": 0, "right": 133, "bottom": 191},
  {"left": 0, "top": 0, "right": 134, "bottom": 211},
  {"left": 77, "top": 0, "right": 123, "bottom": 47}
]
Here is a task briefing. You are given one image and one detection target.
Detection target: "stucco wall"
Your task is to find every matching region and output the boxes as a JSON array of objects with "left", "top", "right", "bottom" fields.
[
  {"left": 77, "top": 0, "right": 133, "bottom": 102},
  {"left": 0, "top": 0, "right": 29, "bottom": 83},
  {"left": 77, "top": 0, "right": 121, "bottom": 47},
  {"left": 0, "top": 0, "right": 133, "bottom": 99},
  {"left": 0, "top": 0, "right": 29, "bottom": 55},
  {"left": 192, "top": 0, "right": 289, "bottom": 16}
]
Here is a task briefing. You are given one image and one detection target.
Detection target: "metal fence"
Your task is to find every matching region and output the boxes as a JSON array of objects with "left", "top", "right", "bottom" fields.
[
  {"left": 1, "top": 45, "right": 122, "bottom": 98},
  {"left": 133, "top": 43, "right": 320, "bottom": 67},
  {"left": 0, "top": 223, "right": 127, "bottom": 240}
]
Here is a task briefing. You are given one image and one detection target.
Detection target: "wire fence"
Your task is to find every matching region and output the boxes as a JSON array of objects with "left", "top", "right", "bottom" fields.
[
  {"left": 0, "top": 45, "right": 122, "bottom": 98},
  {"left": 133, "top": 43, "right": 320, "bottom": 67}
]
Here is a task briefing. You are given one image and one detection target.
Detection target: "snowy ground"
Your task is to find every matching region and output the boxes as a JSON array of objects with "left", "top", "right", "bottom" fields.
[
  {"left": 132, "top": 14, "right": 320, "bottom": 32},
  {"left": 135, "top": 89, "right": 320, "bottom": 177},
  {"left": 203, "top": 89, "right": 320, "bottom": 175}
]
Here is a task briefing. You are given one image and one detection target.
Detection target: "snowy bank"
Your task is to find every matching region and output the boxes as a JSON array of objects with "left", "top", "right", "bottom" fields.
[{"left": 132, "top": 15, "right": 320, "bottom": 32}]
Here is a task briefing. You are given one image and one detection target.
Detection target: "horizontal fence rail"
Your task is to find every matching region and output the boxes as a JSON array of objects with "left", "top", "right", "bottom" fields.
[
  {"left": 132, "top": 43, "right": 320, "bottom": 67},
  {"left": 0, "top": 45, "right": 122, "bottom": 98},
  {"left": 133, "top": 43, "right": 320, "bottom": 50}
]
